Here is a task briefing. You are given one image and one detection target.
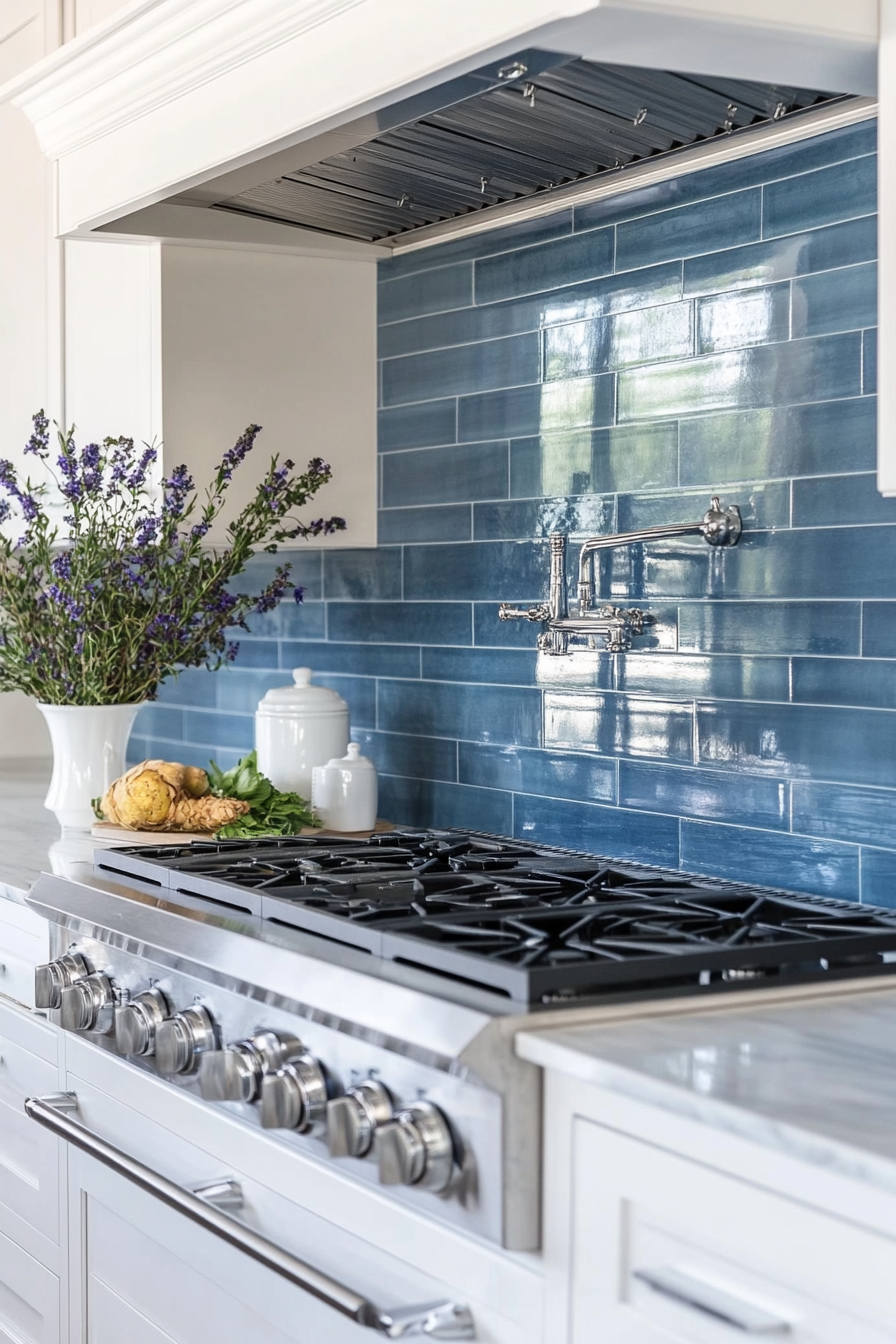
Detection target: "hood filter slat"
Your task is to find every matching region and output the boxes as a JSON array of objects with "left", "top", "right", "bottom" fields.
[{"left": 215, "top": 56, "right": 841, "bottom": 244}]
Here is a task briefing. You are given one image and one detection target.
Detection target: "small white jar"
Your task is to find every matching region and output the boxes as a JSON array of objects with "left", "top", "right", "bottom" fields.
[
  {"left": 255, "top": 668, "right": 349, "bottom": 800},
  {"left": 311, "top": 743, "right": 378, "bottom": 833}
]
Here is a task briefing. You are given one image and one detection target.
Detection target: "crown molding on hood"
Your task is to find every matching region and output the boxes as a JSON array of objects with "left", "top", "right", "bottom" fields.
[{"left": 0, "top": 0, "right": 878, "bottom": 238}]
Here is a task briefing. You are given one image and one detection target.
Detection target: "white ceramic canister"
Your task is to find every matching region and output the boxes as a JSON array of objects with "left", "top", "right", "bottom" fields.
[
  {"left": 255, "top": 668, "right": 349, "bottom": 799},
  {"left": 311, "top": 743, "right": 378, "bottom": 833}
]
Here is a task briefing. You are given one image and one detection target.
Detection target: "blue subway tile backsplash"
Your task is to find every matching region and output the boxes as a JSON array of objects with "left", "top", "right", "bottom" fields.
[{"left": 144, "top": 118, "right": 896, "bottom": 904}]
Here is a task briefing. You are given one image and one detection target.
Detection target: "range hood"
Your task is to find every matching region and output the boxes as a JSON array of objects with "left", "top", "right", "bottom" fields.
[{"left": 202, "top": 52, "right": 843, "bottom": 246}]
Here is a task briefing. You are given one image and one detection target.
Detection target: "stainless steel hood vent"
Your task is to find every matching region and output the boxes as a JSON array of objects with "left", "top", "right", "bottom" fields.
[{"left": 212, "top": 54, "right": 841, "bottom": 244}]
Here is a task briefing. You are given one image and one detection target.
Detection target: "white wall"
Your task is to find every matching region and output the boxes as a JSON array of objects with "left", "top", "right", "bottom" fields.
[
  {"left": 0, "top": 0, "right": 55, "bottom": 756},
  {"left": 160, "top": 244, "right": 377, "bottom": 547}
]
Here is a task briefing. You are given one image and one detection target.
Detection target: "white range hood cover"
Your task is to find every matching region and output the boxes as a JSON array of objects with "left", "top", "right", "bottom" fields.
[{"left": 0, "top": 0, "right": 877, "bottom": 237}]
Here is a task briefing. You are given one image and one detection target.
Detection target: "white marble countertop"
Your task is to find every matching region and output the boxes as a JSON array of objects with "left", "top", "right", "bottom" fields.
[
  {"left": 0, "top": 759, "right": 74, "bottom": 901},
  {"left": 518, "top": 985, "right": 896, "bottom": 1196}
]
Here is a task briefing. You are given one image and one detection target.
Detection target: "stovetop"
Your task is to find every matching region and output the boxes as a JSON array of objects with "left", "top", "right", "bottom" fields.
[{"left": 94, "top": 831, "right": 896, "bottom": 1004}]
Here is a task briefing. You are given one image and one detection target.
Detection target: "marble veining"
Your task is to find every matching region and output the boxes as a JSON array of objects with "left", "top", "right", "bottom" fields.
[{"left": 517, "top": 986, "right": 896, "bottom": 1195}]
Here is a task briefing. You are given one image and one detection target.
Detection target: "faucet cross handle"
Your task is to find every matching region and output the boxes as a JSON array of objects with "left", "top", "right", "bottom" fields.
[{"left": 499, "top": 602, "right": 551, "bottom": 623}]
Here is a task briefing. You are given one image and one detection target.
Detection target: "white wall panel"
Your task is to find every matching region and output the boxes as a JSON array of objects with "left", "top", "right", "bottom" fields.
[{"left": 160, "top": 245, "right": 377, "bottom": 547}]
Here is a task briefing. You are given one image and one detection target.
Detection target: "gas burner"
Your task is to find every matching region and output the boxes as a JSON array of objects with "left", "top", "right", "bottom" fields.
[{"left": 95, "top": 830, "right": 896, "bottom": 1003}]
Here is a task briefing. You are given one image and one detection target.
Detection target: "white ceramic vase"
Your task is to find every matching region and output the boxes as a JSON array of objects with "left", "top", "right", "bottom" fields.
[{"left": 37, "top": 702, "right": 142, "bottom": 830}]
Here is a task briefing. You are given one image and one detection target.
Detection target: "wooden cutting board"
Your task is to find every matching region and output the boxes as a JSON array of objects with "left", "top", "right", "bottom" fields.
[{"left": 92, "top": 819, "right": 395, "bottom": 845}]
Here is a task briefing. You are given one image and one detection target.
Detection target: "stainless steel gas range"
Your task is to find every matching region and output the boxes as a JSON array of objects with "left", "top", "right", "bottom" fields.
[{"left": 27, "top": 829, "right": 896, "bottom": 1263}]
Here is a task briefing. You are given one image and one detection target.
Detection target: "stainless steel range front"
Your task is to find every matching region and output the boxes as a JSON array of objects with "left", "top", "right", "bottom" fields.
[{"left": 28, "top": 830, "right": 896, "bottom": 1254}]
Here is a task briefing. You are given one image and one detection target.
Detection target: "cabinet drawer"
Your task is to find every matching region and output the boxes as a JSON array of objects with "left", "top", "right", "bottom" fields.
[
  {"left": 61, "top": 1036, "right": 540, "bottom": 1343},
  {"left": 0, "top": 1223, "right": 60, "bottom": 1344},
  {"left": 0, "top": 1015, "right": 60, "bottom": 1242},
  {"left": 571, "top": 1119, "right": 896, "bottom": 1343},
  {"left": 0, "top": 947, "right": 42, "bottom": 1009}
]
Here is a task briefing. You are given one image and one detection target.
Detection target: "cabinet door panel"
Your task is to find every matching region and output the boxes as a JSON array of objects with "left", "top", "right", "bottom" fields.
[
  {"left": 76, "top": 1154, "right": 381, "bottom": 1344},
  {"left": 0, "top": 1224, "right": 59, "bottom": 1344},
  {"left": 0, "top": 1023, "right": 59, "bottom": 1240},
  {"left": 571, "top": 1119, "right": 896, "bottom": 1344}
]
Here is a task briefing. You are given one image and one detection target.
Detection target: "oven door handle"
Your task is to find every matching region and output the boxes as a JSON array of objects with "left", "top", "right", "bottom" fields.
[{"left": 25, "top": 1093, "right": 475, "bottom": 1340}]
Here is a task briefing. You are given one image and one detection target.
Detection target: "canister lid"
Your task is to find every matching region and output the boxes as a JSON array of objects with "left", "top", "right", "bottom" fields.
[
  {"left": 324, "top": 742, "right": 376, "bottom": 771},
  {"left": 256, "top": 668, "right": 349, "bottom": 716}
]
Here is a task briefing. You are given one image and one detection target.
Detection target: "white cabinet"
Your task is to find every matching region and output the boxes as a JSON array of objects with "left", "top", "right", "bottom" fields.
[
  {"left": 0, "top": 1000, "right": 61, "bottom": 1252},
  {"left": 568, "top": 1119, "right": 896, "bottom": 1343},
  {"left": 0, "top": 899, "right": 50, "bottom": 1010},
  {"left": 0, "top": 1224, "right": 60, "bottom": 1344}
]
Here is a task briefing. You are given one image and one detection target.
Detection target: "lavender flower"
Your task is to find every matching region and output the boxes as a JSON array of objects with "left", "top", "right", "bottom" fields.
[{"left": 0, "top": 415, "right": 344, "bottom": 706}]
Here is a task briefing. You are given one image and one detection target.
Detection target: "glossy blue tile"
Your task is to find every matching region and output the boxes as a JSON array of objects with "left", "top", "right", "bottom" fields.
[
  {"left": 792, "top": 781, "right": 896, "bottom": 849},
  {"left": 617, "top": 190, "right": 760, "bottom": 271},
  {"left": 617, "top": 653, "right": 789, "bottom": 703},
  {"left": 404, "top": 540, "right": 549, "bottom": 602},
  {"left": 545, "top": 302, "right": 693, "bottom": 380},
  {"left": 792, "top": 473, "right": 896, "bottom": 527},
  {"left": 545, "top": 690, "right": 694, "bottom": 762},
  {"left": 323, "top": 549, "right": 401, "bottom": 600},
  {"left": 257, "top": 600, "right": 326, "bottom": 641},
  {"left": 617, "top": 481, "right": 789, "bottom": 533},
  {"left": 792, "top": 262, "right": 876, "bottom": 339},
  {"left": 155, "top": 667, "right": 218, "bottom": 709},
  {"left": 378, "top": 777, "right": 513, "bottom": 835},
  {"left": 513, "top": 795, "right": 680, "bottom": 867},
  {"left": 678, "top": 396, "right": 876, "bottom": 486},
  {"left": 681, "top": 820, "right": 859, "bottom": 899},
  {"left": 864, "top": 329, "right": 877, "bottom": 395},
  {"left": 326, "top": 602, "right": 471, "bottom": 646},
  {"left": 215, "top": 669, "right": 287, "bottom": 714},
  {"left": 377, "top": 679, "right": 542, "bottom": 746},
  {"left": 378, "top": 263, "right": 473, "bottom": 324},
  {"left": 378, "top": 212, "right": 573, "bottom": 280},
  {"left": 792, "top": 657, "right": 896, "bottom": 710},
  {"left": 763, "top": 154, "right": 876, "bottom": 238},
  {"left": 382, "top": 333, "right": 540, "bottom": 406},
  {"left": 457, "top": 384, "right": 543, "bottom": 442},
  {"left": 381, "top": 441, "right": 508, "bottom": 507},
  {"left": 573, "top": 122, "right": 876, "bottom": 234},
  {"left": 231, "top": 639, "right": 279, "bottom": 669},
  {"left": 279, "top": 641, "right": 419, "bottom": 679},
  {"left": 620, "top": 761, "right": 787, "bottom": 828},
  {"left": 696, "top": 284, "right": 790, "bottom": 354},
  {"left": 719, "top": 526, "right": 896, "bottom": 600},
  {"left": 353, "top": 730, "right": 457, "bottom": 782},
  {"left": 474, "top": 494, "right": 613, "bottom": 541},
  {"left": 619, "top": 332, "right": 861, "bottom": 421},
  {"left": 863, "top": 603, "right": 896, "bottom": 658},
  {"left": 377, "top": 400, "right": 457, "bottom": 452},
  {"left": 678, "top": 601, "right": 859, "bottom": 656},
  {"left": 134, "top": 705, "right": 184, "bottom": 740},
  {"left": 421, "top": 647, "right": 537, "bottom": 685},
  {"left": 458, "top": 742, "right": 616, "bottom": 803},
  {"left": 683, "top": 216, "right": 877, "bottom": 298},
  {"left": 510, "top": 422, "right": 678, "bottom": 498},
  {"left": 696, "top": 700, "right": 896, "bottom": 788},
  {"left": 234, "top": 549, "right": 323, "bottom": 601},
  {"left": 183, "top": 710, "right": 254, "bottom": 752},
  {"left": 378, "top": 504, "right": 471, "bottom": 544},
  {"left": 474, "top": 227, "right": 614, "bottom": 303},
  {"left": 860, "top": 846, "right": 896, "bottom": 907}
]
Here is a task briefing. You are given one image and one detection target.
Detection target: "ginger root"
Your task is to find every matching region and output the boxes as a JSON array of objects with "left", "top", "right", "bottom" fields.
[{"left": 100, "top": 760, "right": 248, "bottom": 833}]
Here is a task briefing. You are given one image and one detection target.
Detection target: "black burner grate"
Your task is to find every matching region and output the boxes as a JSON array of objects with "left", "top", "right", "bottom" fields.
[{"left": 95, "top": 831, "right": 896, "bottom": 1002}]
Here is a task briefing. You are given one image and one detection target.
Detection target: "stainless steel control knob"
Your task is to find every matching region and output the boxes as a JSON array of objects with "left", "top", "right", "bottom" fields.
[
  {"left": 34, "top": 952, "right": 91, "bottom": 1010},
  {"left": 59, "top": 972, "right": 116, "bottom": 1034},
  {"left": 154, "top": 1005, "right": 217, "bottom": 1075},
  {"left": 198, "top": 1031, "right": 304, "bottom": 1103},
  {"left": 327, "top": 1079, "right": 393, "bottom": 1158},
  {"left": 259, "top": 1055, "right": 328, "bottom": 1134},
  {"left": 375, "top": 1101, "right": 455, "bottom": 1194},
  {"left": 114, "top": 987, "right": 171, "bottom": 1056}
]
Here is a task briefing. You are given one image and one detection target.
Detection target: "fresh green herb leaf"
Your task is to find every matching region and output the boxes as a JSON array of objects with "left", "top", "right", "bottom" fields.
[{"left": 208, "top": 749, "right": 319, "bottom": 838}]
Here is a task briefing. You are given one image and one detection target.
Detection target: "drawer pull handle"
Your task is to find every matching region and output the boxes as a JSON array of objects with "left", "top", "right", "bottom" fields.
[
  {"left": 25, "top": 1093, "right": 475, "bottom": 1339},
  {"left": 634, "top": 1267, "right": 792, "bottom": 1335}
]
